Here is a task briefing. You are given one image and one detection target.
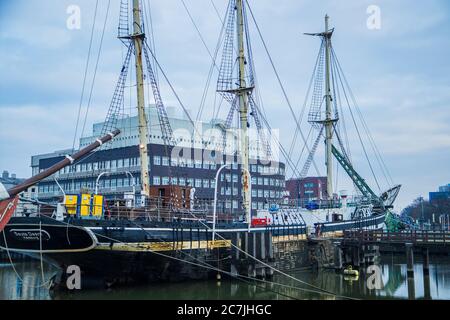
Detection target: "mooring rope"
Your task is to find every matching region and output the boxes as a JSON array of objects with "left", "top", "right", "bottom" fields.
[
  {"left": 1, "top": 210, "right": 52, "bottom": 289},
  {"left": 36, "top": 214, "right": 358, "bottom": 300}
]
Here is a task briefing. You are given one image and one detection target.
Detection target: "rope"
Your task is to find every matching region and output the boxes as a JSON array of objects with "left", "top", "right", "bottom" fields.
[
  {"left": 185, "top": 211, "right": 358, "bottom": 300},
  {"left": 80, "top": 0, "right": 112, "bottom": 139},
  {"left": 245, "top": 0, "right": 320, "bottom": 177},
  {"left": 29, "top": 212, "right": 357, "bottom": 300},
  {"left": 331, "top": 50, "right": 381, "bottom": 192},
  {"left": 1, "top": 206, "right": 52, "bottom": 289},
  {"left": 43, "top": 216, "right": 336, "bottom": 300},
  {"left": 332, "top": 48, "right": 393, "bottom": 188},
  {"left": 72, "top": 0, "right": 99, "bottom": 152}
]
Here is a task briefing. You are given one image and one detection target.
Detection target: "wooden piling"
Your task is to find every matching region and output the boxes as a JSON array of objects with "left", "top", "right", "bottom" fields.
[
  {"left": 230, "top": 232, "right": 241, "bottom": 277},
  {"left": 406, "top": 243, "right": 414, "bottom": 279},
  {"left": 422, "top": 248, "right": 430, "bottom": 276},
  {"left": 334, "top": 243, "right": 343, "bottom": 271}
]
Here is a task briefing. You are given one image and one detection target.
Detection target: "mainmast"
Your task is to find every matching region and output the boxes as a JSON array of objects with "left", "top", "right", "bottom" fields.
[
  {"left": 236, "top": 0, "right": 251, "bottom": 220},
  {"left": 324, "top": 15, "right": 334, "bottom": 199},
  {"left": 132, "top": 0, "right": 150, "bottom": 198}
]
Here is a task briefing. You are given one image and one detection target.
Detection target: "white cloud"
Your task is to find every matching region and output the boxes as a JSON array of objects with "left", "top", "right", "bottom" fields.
[{"left": 0, "top": 0, "right": 449, "bottom": 210}]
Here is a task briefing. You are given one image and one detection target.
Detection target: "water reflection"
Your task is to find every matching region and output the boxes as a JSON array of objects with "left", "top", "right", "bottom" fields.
[
  {"left": 1, "top": 256, "right": 450, "bottom": 300},
  {"left": 0, "top": 262, "right": 53, "bottom": 300}
]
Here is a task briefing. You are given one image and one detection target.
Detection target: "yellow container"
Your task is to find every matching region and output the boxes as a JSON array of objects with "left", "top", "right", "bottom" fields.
[
  {"left": 80, "top": 194, "right": 91, "bottom": 217},
  {"left": 64, "top": 195, "right": 78, "bottom": 215},
  {"left": 92, "top": 195, "right": 104, "bottom": 218}
]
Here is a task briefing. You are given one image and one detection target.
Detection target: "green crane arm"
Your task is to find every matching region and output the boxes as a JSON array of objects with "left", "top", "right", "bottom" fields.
[{"left": 331, "top": 144, "right": 380, "bottom": 202}]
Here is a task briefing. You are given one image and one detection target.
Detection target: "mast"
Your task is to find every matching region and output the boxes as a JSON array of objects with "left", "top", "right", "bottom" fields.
[
  {"left": 132, "top": 0, "right": 150, "bottom": 198},
  {"left": 236, "top": 0, "right": 251, "bottom": 220},
  {"left": 324, "top": 15, "right": 334, "bottom": 199}
]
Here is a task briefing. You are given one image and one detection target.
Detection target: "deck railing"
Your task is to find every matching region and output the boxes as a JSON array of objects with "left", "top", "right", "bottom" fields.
[{"left": 343, "top": 230, "right": 450, "bottom": 244}]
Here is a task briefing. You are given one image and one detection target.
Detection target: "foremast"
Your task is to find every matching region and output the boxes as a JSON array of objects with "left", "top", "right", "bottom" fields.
[
  {"left": 132, "top": 0, "right": 150, "bottom": 197},
  {"left": 236, "top": 0, "right": 251, "bottom": 222}
]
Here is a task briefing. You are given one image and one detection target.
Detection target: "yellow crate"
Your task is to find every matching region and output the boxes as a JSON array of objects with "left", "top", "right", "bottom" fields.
[
  {"left": 64, "top": 195, "right": 78, "bottom": 215},
  {"left": 80, "top": 194, "right": 91, "bottom": 217},
  {"left": 92, "top": 195, "right": 104, "bottom": 217}
]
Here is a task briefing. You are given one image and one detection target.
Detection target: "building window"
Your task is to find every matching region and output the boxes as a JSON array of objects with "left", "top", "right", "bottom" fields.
[
  {"left": 264, "top": 190, "right": 269, "bottom": 198},
  {"left": 304, "top": 183, "right": 315, "bottom": 188},
  {"left": 233, "top": 187, "right": 238, "bottom": 196},
  {"left": 153, "top": 176, "right": 161, "bottom": 186},
  {"left": 264, "top": 178, "right": 269, "bottom": 186},
  {"left": 124, "top": 158, "right": 130, "bottom": 167},
  {"left": 258, "top": 190, "right": 263, "bottom": 198},
  {"left": 203, "top": 161, "right": 210, "bottom": 170},
  {"left": 153, "top": 156, "right": 161, "bottom": 166},
  {"left": 195, "top": 179, "right": 202, "bottom": 188},
  {"left": 162, "top": 157, "right": 170, "bottom": 166},
  {"left": 171, "top": 177, "right": 178, "bottom": 185},
  {"left": 251, "top": 177, "right": 257, "bottom": 185},
  {"left": 232, "top": 200, "right": 238, "bottom": 209},
  {"left": 232, "top": 174, "right": 238, "bottom": 183},
  {"left": 187, "top": 159, "right": 194, "bottom": 168},
  {"left": 258, "top": 177, "right": 263, "bottom": 185},
  {"left": 195, "top": 160, "right": 202, "bottom": 169},
  {"left": 162, "top": 177, "right": 170, "bottom": 185},
  {"left": 171, "top": 158, "right": 178, "bottom": 167},
  {"left": 203, "top": 179, "right": 210, "bottom": 188},
  {"left": 252, "top": 189, "right": 257, "bottom": 197},
  {"left": 187, "top": 178, "right": 194, "bottom": 187}
]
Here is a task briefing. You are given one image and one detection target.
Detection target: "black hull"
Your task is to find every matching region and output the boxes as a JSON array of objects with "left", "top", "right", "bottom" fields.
[
  {"left": 0, "top": 214, "right": 386, "bottom": 289},
  {"left": 0, "top": 218, "right": 96, "bottom": 253},
  {"left": 46, "top": 247, "right": 229, "bottom": 289},
  {"left": 317, "top": 213, "right": 387, "bottom": 233}
]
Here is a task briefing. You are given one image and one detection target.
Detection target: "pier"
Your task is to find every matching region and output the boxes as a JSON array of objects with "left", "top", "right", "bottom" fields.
[{"left": 333, "top": 230, "right": 450, "bottom": 299}]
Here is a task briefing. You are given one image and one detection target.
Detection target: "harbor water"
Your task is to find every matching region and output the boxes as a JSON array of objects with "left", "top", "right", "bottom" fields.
[{"left": 1, "top": 255, "right": 450, "bottom": 300}]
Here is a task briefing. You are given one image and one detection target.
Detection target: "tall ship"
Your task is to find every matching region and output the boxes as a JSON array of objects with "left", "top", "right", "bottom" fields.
[{"left": 0, "top": 0, "right": 403, "bottom": 289}]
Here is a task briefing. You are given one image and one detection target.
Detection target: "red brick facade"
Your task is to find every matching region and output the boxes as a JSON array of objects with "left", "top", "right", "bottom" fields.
[{"left": 286, "top": 177, "right": 328, "bottom": 202}]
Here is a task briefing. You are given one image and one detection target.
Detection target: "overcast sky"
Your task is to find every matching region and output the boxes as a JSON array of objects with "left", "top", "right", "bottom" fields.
[{"left": 0, "top": 0, "right": 449, "bottom": 210}]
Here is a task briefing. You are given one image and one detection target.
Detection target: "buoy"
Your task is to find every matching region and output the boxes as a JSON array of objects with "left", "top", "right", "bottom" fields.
[
  {"left": 344, "top": 275, "right": 359, "bottom": 282},
  {"left": 343, "top": 266, "right": 359, "bottom": 277}
]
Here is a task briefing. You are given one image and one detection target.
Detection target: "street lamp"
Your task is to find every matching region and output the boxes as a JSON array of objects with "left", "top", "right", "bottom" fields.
[
  {"left": 212, "top": 165, "right": 252, "bottom": 240},
  {"left": 95, "top": 172, "right": 110, "bottom": 195},
  {"left": 95, "top": 171, "right": 136, "bottom": 195}
]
